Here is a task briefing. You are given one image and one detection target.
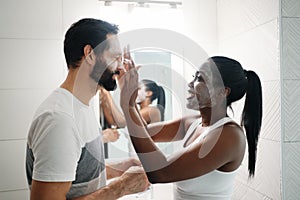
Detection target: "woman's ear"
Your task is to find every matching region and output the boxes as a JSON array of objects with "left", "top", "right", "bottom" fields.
[
  {"left": 146, "top": 90, "right": 153, "bottom": 97},
  {"left": 83, "top": 45, "right": 96, "bottom": 66}
]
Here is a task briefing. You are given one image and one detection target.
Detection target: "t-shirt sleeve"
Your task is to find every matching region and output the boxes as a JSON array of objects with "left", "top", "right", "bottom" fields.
[{"left": 31, "top": 112, "right": 82, "bottom": 182}]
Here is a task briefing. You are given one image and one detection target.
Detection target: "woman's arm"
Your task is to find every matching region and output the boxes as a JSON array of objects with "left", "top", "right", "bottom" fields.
[{"left": 146, "top": 115, "right": 200, "bottom": 142}]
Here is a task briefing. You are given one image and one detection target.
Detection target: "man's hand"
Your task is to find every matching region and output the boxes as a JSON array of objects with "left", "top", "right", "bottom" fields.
[
  {"left": 119, "top": 166, "right": 150, "bottom": 195},
  {"left": 102, "top": 128, "right": 120, "bottom": 143},
  {"left": 106, "top": 158, "right": 141, "bottom": 179}
]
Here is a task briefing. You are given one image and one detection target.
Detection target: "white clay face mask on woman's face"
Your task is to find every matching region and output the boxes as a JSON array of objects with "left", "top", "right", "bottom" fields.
[{"left": 136, "top": 84, "right": 147, "bottom": 103}]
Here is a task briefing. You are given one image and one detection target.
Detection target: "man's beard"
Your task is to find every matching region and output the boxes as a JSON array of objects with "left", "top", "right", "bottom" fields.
[{"left": 90, "top": 58, "right": 117, "bottom": 91}]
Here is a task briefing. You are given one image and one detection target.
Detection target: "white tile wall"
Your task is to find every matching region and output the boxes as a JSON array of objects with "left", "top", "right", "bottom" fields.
[
  {"left": 218, "top": 1, "right": 281, "bottom": 198},
  {"left": 0, "top": 140, "right": 28, "bottom": 192},
  {"left": 0, "top": 189, "right": 29, "bottom": 200},
  {"left": 62, "top": 0, "right": 102, "bottom": 33},
  {"left": 0, "top": 0, "right": 65, "bottom": 198},
  {"left": 234, "top": 139, "right": 281, "bottom": 199},
  {"left": 282, "top": 0, "right": 300, "bottom": 17},
  {"left": 0, "top": 39, "right": 65, "bottom": 89},
  {"left": 217, "top": 0, "right": 279, "bottom": 41},
  {"left": 282, "top": 18, "right": 300, "bottom": 80},
  {"left": 0, "top": 89, "right": 52, "bottom": 140},
  {"left": 283, "top": 80, "right": 300, "bottom": 142},
  {"left": 261, "top": 81, "right": 281, "bottom": 141},
  {"left": 0, "top": 0, "right": 62, "bottom": 39},
  {"left": 182, "top": 0, "right": 217, "bottom": 44},
  {"left": 281, "top": 0, "right": 300, "bottom": 198},
  {"left": 218, "top": 19, "right": 280, "bottom": 82},
  {"left": 283, "top": 142, "right": 300, "bottom": 200},
  {"left": 233, "top": 181, "right": 272, "bottom": 200}
]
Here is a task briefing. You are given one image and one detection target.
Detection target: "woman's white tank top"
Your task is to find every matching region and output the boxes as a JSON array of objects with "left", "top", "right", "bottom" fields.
[{"left": 173, "top": 117, "right": 239, "bottom": 200}]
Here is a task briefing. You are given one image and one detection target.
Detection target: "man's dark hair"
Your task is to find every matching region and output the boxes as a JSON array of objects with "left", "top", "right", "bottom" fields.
[{"left": 64, "top": 18, "right": 119, "bottom": 68}]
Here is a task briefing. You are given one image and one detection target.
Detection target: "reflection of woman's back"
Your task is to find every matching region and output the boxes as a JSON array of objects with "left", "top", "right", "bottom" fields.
[{"left": 136, "top": 79, "right": 165, "bottom": 124}]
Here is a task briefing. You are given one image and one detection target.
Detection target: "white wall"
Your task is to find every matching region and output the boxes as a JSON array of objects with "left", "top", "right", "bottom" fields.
[
  {"left": 0, "top": 0, "right": 65, "bottom": 199},
  {"left": 281, "top": 0, "right": 300, "bottom": 199},
  {"left": 217, "top": 0, "right": 281, "bottom": 199}
]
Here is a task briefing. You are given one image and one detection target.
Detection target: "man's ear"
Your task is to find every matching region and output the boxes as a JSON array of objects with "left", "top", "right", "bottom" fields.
[
  {"left": 225, "top": 87, "right": 231, "bottom": 97},
  {"left": 83, "top": 45, "right": 96, "bottom": 66}
]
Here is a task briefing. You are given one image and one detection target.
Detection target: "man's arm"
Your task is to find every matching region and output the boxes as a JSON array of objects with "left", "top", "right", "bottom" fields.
[
  {"left": 30, "top": 180, "right": 71, "bottom": 200},
  {"left": 106, "top": 157, "right": 141, "bottom": 179},
  {"left": 30, "top": 166, "right": 149, "bottom": 200},
  {"left": 99, "top": 87, "right": 126, "bottom": 128}
]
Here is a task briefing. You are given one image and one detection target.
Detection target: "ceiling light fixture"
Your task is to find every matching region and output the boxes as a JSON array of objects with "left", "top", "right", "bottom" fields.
[{"left": 99, "top": 0, "right": 182, "bottom": 8}]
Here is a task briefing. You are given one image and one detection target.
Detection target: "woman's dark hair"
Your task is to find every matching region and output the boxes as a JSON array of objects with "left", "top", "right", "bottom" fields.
[
  {"left": 210, "top": 56, "right": 262, "bottom": 177},
  {"left": 64, "top": 18, "right": 119, "bottom": 68},
  {"left": 141, "top": 79, "right": 166, "bottom": 121}
]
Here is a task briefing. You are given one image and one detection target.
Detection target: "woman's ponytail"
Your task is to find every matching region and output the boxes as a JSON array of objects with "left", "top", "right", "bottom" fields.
[
  {"left": 157, "top": 86, "right": 166, "bottom": 121},
  {"left": 241, "top": 70, "right": 263, "bottom": 177}
]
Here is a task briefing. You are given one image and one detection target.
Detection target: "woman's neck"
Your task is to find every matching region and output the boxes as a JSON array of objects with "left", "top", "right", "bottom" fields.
[
  {"left": 200, "top": 107, "right": 227, "bottom": 127},
  {"left": 140, "top": 98, "right": 152, "bottom": 109}
]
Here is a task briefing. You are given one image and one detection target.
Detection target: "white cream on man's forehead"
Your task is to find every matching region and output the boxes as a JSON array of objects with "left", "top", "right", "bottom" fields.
[
  {"left": 106, "top": 35, "right": 122, "bottom": 54},
  {"left": 108, "top": 42, "right": 122, "bottom": 55}
]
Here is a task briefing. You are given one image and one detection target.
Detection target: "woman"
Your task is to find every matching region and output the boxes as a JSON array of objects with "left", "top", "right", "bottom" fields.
[
  {"left": 99, "top": 78, "right": 165, "bottom": 127},
  {"left": 120, "top": 52, "right": 262, "bottom": 199},
  {"left": 136, "top": 79, "right": 166, "bottom": 124}
]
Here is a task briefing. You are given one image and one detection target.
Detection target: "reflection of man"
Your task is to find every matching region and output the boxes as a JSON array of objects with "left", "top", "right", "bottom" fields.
[{"left": 25, "top": 18, "right": 149, "bottom": 199}]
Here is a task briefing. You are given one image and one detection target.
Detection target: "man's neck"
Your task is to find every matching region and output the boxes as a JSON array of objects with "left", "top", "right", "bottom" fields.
[{"left": 61, "top": 68, "right": 97, "bottom": 105}]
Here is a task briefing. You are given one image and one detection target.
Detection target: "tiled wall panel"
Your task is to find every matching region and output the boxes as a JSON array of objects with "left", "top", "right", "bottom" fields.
[
  {"left": 261, "top": 81, "right": 281, "bottom": 141},
  {"left": 0, "top": 189, "right": 29, "bottom": 200},
  {"left": 0, "top": 89, "right": 52, "bottom": 140},
  {"left": 234, "top": 139, "right": 281, "bottom": 199},
  {"left": 282, "top": 0, "right": 300, "bottom": 17},
  {"left": 0, "top": 0, "right": 64, "bottom": 198},
  {"left": 233, "top": 181, "right": 272, "bottom": 200},
  {"left": 217, "top": 0, "right": 279, "bottom": 41},
  {"left": 63, "top": 0, "right": 102, "bottom": 33},
  {"left": 0, "top": 39, "right": 65, "bottom": 89},
  {"left": 0, "top": 0, "right": 62, "bottom": 39},
  {"left": 281, "top": 0, "right": 300, "bottom": 198},
  {"left": 182, "top": 0, "right": 217, "bottom": 45},
  {"left": 0, "top": 140, "right": 28, "bottom": 192},
  {"left": 283, "top": 80, "right": 300, "bottom": 142},
  {"left": 218, "top": 0, "right": 281, "bottom": 199},
  {"left": 282, "top": 18, "right": 300, "bottom": 80},
  {"left": 283, "top": 142, "right": 300, "bottom": 200},
  {"left": 218, "top": 20, "right": 279, "bottom": 81}
]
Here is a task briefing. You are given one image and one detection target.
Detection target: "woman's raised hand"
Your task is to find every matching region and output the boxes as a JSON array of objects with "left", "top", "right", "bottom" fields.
[{"left": 120, "top": 45, "right": 139, "bottom": 109}]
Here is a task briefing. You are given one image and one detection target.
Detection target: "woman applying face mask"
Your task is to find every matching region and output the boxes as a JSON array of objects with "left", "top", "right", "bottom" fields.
[{"left": 120, "top": 53, "right": 263, "bottom": 200}]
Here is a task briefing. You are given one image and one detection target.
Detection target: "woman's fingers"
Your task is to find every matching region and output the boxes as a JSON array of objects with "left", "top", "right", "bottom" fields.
[{"left": 123, "top": 44, "right": 136, "bottom": 71}]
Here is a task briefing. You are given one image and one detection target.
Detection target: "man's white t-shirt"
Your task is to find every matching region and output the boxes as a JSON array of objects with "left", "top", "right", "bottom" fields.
[{"left": 26, "top": 88, "right": 106, "bottom": 199}]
